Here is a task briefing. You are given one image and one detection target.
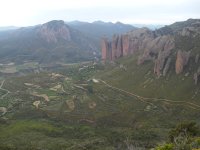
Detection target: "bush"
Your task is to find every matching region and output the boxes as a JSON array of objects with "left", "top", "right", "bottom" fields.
[
  {"left": 169, "top": 122, "right": 199, "bottom": 143},
  {"left": 155, "top": 143, "right": 174, "bottom": 150},
  {"left": 86, "top": 84, "right": 93, "bottom": 94}
]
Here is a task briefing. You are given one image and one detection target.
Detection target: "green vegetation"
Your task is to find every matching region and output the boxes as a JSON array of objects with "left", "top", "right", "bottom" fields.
[
  {"left": 155, "top": 122, "right": 200, "bottom": 150},
  {"left": 155, "top": 144, "right": 174, "bottom": 150},
  {"left": 0, "top": 50, "right": 200, "bottom": 149}
]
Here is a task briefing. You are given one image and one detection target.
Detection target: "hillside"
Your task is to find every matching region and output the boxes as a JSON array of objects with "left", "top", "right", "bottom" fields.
[
  {"left": 0, "top": 20, "right": 98, "bottom": 64},
  {"left": 0, "top": 20, "right": 137, "bottom": 65},
  {"left": 1, "top": 56, "right": 200, "bottom": 149},
  {"left": 0, "top": 19, "right": 200, "bottom": 149}
]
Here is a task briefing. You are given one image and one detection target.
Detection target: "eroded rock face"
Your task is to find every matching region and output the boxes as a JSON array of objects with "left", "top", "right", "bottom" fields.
[
  {"left": 163, "top": 58, "right": 171, "bottom": 76},
  {"left": 102, "top": 28, "right": 157, "bottom": 62},
  {"left": 101, "top": 19, "right": 200, "bottom": 79},
  {"left": 127, "top": 28, "right": 155, "bottom": 54},
  {"left": 178, "top": 21, "right": 200, "bottom": 37},
  {"left": 37, "top": 20, "right": 71, "bottom": 43},
  {"left": 102, "top": 28, "right": 175, "bottom": 77},
  {"left": 112, "top": 35, "right": 123, "bottom": 60},
  {"left": 111, "top": 35, "right": 118, "bottom": 60},
  {"left": 116, "top": 35, "right": 123, "bottom": 58},
  {"left": 101, "top": 38, "right": 108, "bottom": 60},
  {"left": 101, "top": 37, "right": 111, "bottom": 61},
  {"left": 122, "top": 34, "right": 130, "bottom": 56},
  {"left": 153, "top": 36, "right": 174, "bottom": 76},
  {"left": 175, "top": 50, "right": 190, "bottom": 74},
  {"left": 0, "top": 107, "right": 7, "bottom": 116}
]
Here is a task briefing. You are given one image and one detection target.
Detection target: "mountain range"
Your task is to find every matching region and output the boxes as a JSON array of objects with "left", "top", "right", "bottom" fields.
[
  {"left": 0, "top": 20, "right": 136, "bottom": 64},
  {"left": 1, "top": 18, "right": 200, "bottom": 149}
]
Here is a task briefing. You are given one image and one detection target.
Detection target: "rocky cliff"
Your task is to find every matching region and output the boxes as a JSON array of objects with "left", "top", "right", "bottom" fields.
[
  {"left": 37, "top": 20, "right": 71, "bottom": 43},
  {"left": 102, "top": 37, "right": 112, "bottom": 61},
  {"left": 0, "top": 20, "right": 98, "bottom": 64},
  {"left": 102, "top": 19, "right": 200, "bottom": 82},
  {"left": 175, "top": 50, "right": 190, "bottom": 74},
  {"left": 102, "top": 28, "right": 175, "bottom": 77}
]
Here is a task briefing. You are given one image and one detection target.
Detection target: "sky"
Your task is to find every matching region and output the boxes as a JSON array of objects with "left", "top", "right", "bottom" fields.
[{"left": 0, "top": 0, "right": 199, "bottom": 27}]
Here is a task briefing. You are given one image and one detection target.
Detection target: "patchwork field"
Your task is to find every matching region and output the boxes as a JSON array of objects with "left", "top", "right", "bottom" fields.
[{"left": 0, "top": 61, "right": 200, "bottom": 149}]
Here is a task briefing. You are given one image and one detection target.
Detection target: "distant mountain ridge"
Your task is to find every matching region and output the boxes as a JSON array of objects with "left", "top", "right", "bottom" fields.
[
  {"left": 0, "top": 20, "right": 137, "bottom": 64},
  {"left": 67, "top": 20, "right": 136, "bottom": 39},
  {"left": 0, "top": 20, "right": 98, "bottom": 64},
  {"left": 132, "top": 24, "right": 164, "bottom": 30},
  {"left": 0, "top": 26, "right": 19, "bottom": 31}
]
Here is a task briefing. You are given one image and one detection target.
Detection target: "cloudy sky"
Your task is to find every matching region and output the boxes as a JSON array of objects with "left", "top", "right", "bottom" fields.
[{"left": 0, "top": 0, "right": 199, "bottom": 26}]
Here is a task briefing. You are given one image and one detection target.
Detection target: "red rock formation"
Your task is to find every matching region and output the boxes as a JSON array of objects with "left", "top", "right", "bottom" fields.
[
  {"left": 175, "top": 50, "right": 190, "bottom": 74},
  {"left": 116, "top": 35, "right": 123, "bottom": 58},
  {"left": 163, "top": 58, "right": 171, "bottom": 76},
  {"left": 111, "top": 35, "right": 118, "bottom": 60},
  {"left": 101, "top": 38, "right": 108, "bottom": 61},
  {"left": 101, "top": 28, "right": 175, "bottom": 77},
  {"left": 122, "top": 34, "right": 130, "bottom": 56},
  {"left": 37, "top": 20, "right": 71, "bottom": 43},
  {"left": 153, "top": 36, "right": 174, "bottom": 76}
]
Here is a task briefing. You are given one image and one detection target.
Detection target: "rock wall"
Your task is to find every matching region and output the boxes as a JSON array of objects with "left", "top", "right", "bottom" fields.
[
  {"left": 153, "top": 36, "right": 174, "bottom": 76},
  {"left": 116, "top": 35, "right": 123, "bottom": 58},
  {"left": 122, "top": 34, "right": 130, "bottom": 56},
  {"left": 111, "top": 35, "right": 118, "bottom": 60},
  {"left": 101, "top": 38, "right": 112, "bottom": 61},
  {"left": 175, "top": 50, "right": 190, "bottom": 74},
  {"left": 101, "top": 19, "right": 200, "bottom": 82},
  {"left": 163, "top": 58, "right": 171, "bottom": 76},
  {"left": 102, "top": 28, "right": 175, "bottom": 77},
  {"left": 37, "top": 20, "right": 71, "bottom": 43}
]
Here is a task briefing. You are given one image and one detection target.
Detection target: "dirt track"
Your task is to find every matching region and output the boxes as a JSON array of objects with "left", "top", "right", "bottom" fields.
[
  {"left": 0, "top": 80, "right": 10, "bottom": 99},
  {"left": 99, "top": 79, "right": 200, "bottom": 110}
]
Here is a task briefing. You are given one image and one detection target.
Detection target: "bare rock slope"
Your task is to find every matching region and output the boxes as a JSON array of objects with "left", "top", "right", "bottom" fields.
[{"left": 102, "top": 19, "right": 200, "bottom": 82}]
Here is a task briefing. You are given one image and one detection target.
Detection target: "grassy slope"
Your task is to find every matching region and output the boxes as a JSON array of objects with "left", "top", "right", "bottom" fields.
[
  {"left": 97, "top": 55, "right": 200, "bottom": 103},
  {"left": 0, "top": 59, "right": 200, "bottom": 149}
]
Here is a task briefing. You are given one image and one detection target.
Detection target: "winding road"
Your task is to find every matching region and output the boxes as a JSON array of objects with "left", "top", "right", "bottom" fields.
[
  {"left": 98, "top": 79, "right": 200, "bottom": 110},
  {"left": 0, "top": 80, "right": 10, "bottom": 99}
]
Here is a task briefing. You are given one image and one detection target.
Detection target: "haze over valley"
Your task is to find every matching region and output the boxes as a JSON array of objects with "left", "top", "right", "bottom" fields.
[{"left": 0, "top": 0, "right": 200, "bottom": 149}]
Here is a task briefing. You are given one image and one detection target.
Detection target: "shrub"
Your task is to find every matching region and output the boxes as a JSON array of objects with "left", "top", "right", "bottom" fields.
[{"left": 155, "top": 143, "right": 174, "bottom": 150}]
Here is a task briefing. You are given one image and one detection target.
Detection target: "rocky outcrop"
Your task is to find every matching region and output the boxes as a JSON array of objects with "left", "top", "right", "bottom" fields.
[
  {"left": 112, "top": 35, "right": 123, "bottom": 60},
  {"left": 101, "top": 38, "right": 112, "bottom": 61},
  {"left": 101, "top": 28, "right": 175, "bottom": 77},
  {"left": 179, "top": 22, "right": 200, "bottom": 37},
  {"left": 0, "top": 107, "right": 7, "bottom": 116},
  {"left": 102, "top": 28, "right": 157, "bottom": 62},
  {"left": 111, "top": 35, "right": 118, "bottom": 60},
  {"left": 175, "top": 50, "right": 190, "bottom": 74},
  {"left": 163, "top": 58, "right": 171, "bottom": 76},
  {"left": 37, "top": 20, "right": 71, "bottom": 43},
  {"left": 122, "top": 34, "right": 130, "bottom": 56},
  {"left": 101, "top": 19, "right": 200, "bottom": 79},
  {"left": 153, "top": 36, "right": 174, "bottom": 76}
]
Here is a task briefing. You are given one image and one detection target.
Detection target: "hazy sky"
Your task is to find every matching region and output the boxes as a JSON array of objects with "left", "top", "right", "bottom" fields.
[{"left": 0, "top": 0, "right": 199, "bottom": 26}]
